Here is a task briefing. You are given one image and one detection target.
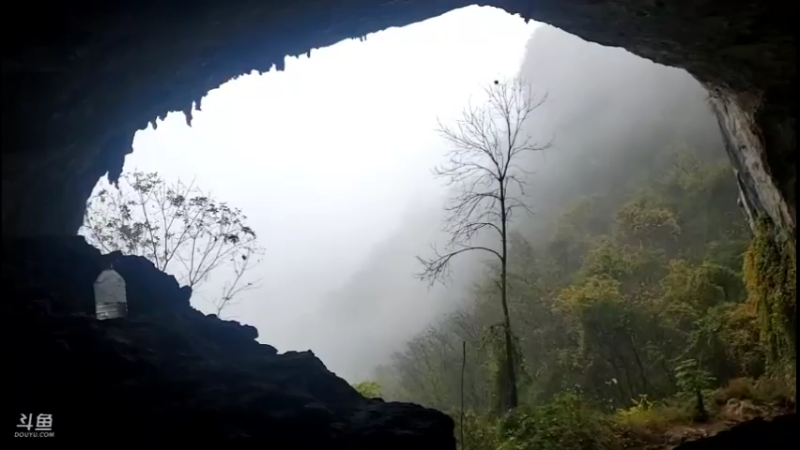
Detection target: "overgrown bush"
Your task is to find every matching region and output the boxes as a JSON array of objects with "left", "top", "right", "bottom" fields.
[
  {"left": 614, "top": 396, "right": 693, "bottom": 436},
  {"left": 750, "top": 376, "right": 796, "bottom": 406},
  {"left": 454, "top": 410, "right": 502, "bottom": 450},
  {"left": 352, "top": 381, "right": 382, "bottom": 399},
  {"left": 743, "top": 218, "right": 796, "bottom": 373},
  {"left": 712, "top": 376, "right": 796, "bottom": 408},
  {"left": 496, "top": 391, "right": 616, "bottom": 450},
  {"left": 380, "top": 127, "right": 795, "bottom": 448}
]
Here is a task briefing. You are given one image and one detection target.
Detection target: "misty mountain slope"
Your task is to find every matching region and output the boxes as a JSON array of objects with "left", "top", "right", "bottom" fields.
[
  {"left": 367, "top": 26, "right": 789, "bottom": 450},
  {"left": 306, "top": 194, "right": 489, "bottom": 382},
  {"left": 306, "top": 25, "right": 732, "bottom": 385},
  {"left": 515, "top": 25, "right": 726, "bottom": 237}
]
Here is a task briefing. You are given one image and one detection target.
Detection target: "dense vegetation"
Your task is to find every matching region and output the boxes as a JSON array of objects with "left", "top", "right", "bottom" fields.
[{"left": 370, "top": 135, "right": 796, "bottom": 448}]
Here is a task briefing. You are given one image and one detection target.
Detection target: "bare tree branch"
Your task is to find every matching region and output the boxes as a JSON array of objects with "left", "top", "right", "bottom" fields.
[
  {"left": 417, "top": 78, "right": 548, "bottom": 286},
  {"left": 212, "top": 245, "right": 264, "bottom": 318},
  {"left": 80, "top": 171, "right": 265, "bottom": 317},
  {"left": 417, "top": 245, "right": 502, "bottom": 287},
  {"left": 416, "top": 77, "right": 550, "bottom": 412}
]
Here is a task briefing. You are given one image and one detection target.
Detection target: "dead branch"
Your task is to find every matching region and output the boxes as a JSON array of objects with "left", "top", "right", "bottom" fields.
[{"left": 417, "top": 78, "right": 549, "bottom": 286}]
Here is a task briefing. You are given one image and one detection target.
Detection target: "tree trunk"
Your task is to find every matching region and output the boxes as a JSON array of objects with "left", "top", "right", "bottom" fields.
[
  {"left": 660, "top": 359, "right": 677, "bottom": 389},
  {"left": 460, "top": 341, "right": 466, "bottom": 449},
  {"left": 603, "top": 354, "right": 628, "bottom": 405},
  {"left": 499, "top": 192, "right": 518, "bottom": 411},
  {"left": 694, "top": 388, "right": 709, "bottom": 423},
  {"left": 628, "top": 333, "right": 652, "bottom": 395}
]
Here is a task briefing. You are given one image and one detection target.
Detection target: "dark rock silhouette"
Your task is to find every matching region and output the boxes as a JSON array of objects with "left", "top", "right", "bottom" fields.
[
  {"left": 5, "top": 236, "right": 454, "bottom": 446},
  {"left": 1, "top": 1, "right": 795, "bottom": 247},
  {"left": 675, "top": 413, "right": 796, "bottom": 450}
]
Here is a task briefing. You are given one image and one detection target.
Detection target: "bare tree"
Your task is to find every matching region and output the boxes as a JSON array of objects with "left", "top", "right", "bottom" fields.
[
  {"left": 82, "top": 171, "right": 264, "bottom": 317},
  {"left": 417, "top": 78, "right": 550, "bottom": 412},
  {"left": 208, "top": 244, "right": 265, "bottom": 317}
]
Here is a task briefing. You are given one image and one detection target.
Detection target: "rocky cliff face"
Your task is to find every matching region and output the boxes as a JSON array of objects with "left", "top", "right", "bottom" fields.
[
  {"left": 710, "top": 91, "right": 795, "bottom": 243},
  {"left": 516, "top": 24, "right": 729, "bottom": 231},
  {"left": 5, "top": 237, "right": 454, "bottom": 445}
]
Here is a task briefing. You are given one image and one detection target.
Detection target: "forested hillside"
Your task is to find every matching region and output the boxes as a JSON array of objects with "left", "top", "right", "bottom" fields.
[{"left": 370, "top": 26, "right": 796, "bottom": 449}]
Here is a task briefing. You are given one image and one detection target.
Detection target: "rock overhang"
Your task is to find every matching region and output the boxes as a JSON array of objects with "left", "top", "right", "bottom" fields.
[{"left": 2, "top": 0, "right": 795, "bottom": 240}]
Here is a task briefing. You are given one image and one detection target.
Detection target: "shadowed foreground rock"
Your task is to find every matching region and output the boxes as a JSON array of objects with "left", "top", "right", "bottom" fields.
[
  {"left": 675, "top": 413, "right": 796, "bottom": 450},
  {"left": 5, "top": 237, "right": 454, "bottom": 446}
]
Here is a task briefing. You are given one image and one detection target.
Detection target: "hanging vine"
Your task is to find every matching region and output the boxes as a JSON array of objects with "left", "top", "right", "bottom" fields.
[
  {"left": 743, "top": 217, "right": 796, "bottom": 373},
  {"left": 480, "top": 323, "right": 529, "bottom": 414}
]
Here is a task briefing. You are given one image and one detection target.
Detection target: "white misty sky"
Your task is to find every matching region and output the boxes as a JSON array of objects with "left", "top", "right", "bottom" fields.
[{"left": 90, "top": 6, "right": 539, "bottom": 369}]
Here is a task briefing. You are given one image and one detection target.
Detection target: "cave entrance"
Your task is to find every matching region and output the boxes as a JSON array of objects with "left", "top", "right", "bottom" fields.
[
  {"left": 79, "top": 6, "right": 536, "bottom": 361},
  {"left": 4, "top": 1, "right": 795, "bottom": 444},
  {"left": 74, "top": 7, "right": 747, "bottom": 383}
]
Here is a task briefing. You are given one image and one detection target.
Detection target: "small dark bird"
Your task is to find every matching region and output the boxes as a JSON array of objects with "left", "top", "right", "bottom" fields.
[{"left": 494, "top": 80, "right": 499, "bottom": 85}]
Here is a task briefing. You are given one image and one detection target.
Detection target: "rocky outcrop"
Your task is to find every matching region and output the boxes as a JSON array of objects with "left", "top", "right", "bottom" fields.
[
  {"left": 711, "top": 91, "right": 795, "bottom": 242},
  {"left": 1, "top": 0, "right": 795, "bottom": 245},
  {"left": 5, "top": 236, "right": 454, "bottom": 445}
]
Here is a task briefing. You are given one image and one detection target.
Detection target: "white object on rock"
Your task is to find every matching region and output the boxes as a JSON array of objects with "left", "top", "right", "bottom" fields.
[{"left": 94, "top": 269, "right": 128, "bottom": 320}]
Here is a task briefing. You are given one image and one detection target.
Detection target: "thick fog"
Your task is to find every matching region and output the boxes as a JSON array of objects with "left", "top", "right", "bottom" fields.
[
  {"left": 511, "top": 25, "right": 724, "bottom": 240},
  {"left": 84, "top": 10, "right": 726, "bottom": 383},
  {"left": 85, "top": 6, "right": 537, "bottom": 382},
  {"left": 315, "top": 25, "right": 726, "bottom": 382}
]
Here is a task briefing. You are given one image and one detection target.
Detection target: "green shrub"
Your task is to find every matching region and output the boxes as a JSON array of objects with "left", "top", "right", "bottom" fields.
[
  {"left": 751, "top": 375, "right": 796, "bottom": 406},
  {"left": 614, "top": 396, "right": 693, "bottom": 436},
  {"left": 496, "top": 391, "right": 616, "bottom": 450},
  {"left": 352, "top": 381, "right": 382, "bottom": 399},
  {"left": 453, "top": 410, "right": 502, "bottom": 450},
  {"left": 743, "top": 218, "right": 796, "bottom": 372},
  {"left": 712, "top": 377, "right": 755, "bottom": 404},
  {"left": 711, "top": 376, "right": 795, "bottom": 407}
]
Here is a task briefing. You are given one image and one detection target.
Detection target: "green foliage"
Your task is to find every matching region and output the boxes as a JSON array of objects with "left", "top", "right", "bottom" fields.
[
  {"left": 497, "top": 391, "right": 616, "bottom": 450},
  {"left": 711, "top": 376, "right": 796, "bottom": 408},
  {"left": 353, "top": 381, "right": 382, "bottom": 399},
  {"left": 674, "top": 358, "right": 715, "bottom": 421},
  {"left": 614, "top": 194, "right": 680, "bottom": 247},
  {"left": 614, "top": 396, "right": 693, "bottom": 435},
  {"left": 379, "top": 139, "right": 793, "bottom": 445},
  {"left": 675, "top": 359, "right": 715, "bottom": 394},
  {"left": 716, "top": 302, "right": 765, "bottom": 376},
  {"left": 557, "top": 276, "right": 626, "bottom": 359},
  {"left": 454, "top": 410, "right": 502, "bottom": 450},
  {"left": 743, "top": 218, "right": 797, "bottom": 373},
  {"left": 480, "top": 324, "right": 529, "bottom": 414}
]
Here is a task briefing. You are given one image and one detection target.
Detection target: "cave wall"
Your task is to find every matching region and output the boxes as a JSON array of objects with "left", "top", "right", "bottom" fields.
[
  {"left": 711, "top": 90, "right": 796, "bottom": 243},
  {"left": 5, "top": 236, "right": 455, "bottom": 444},
  {"left": 1, "top": 0, "right": 795, "bottom": 242}
]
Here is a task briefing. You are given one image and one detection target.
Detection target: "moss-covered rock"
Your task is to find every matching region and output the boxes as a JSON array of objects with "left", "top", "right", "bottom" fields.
[{"left": 743, "top": 218, "right": 796, "bottom": 372}]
